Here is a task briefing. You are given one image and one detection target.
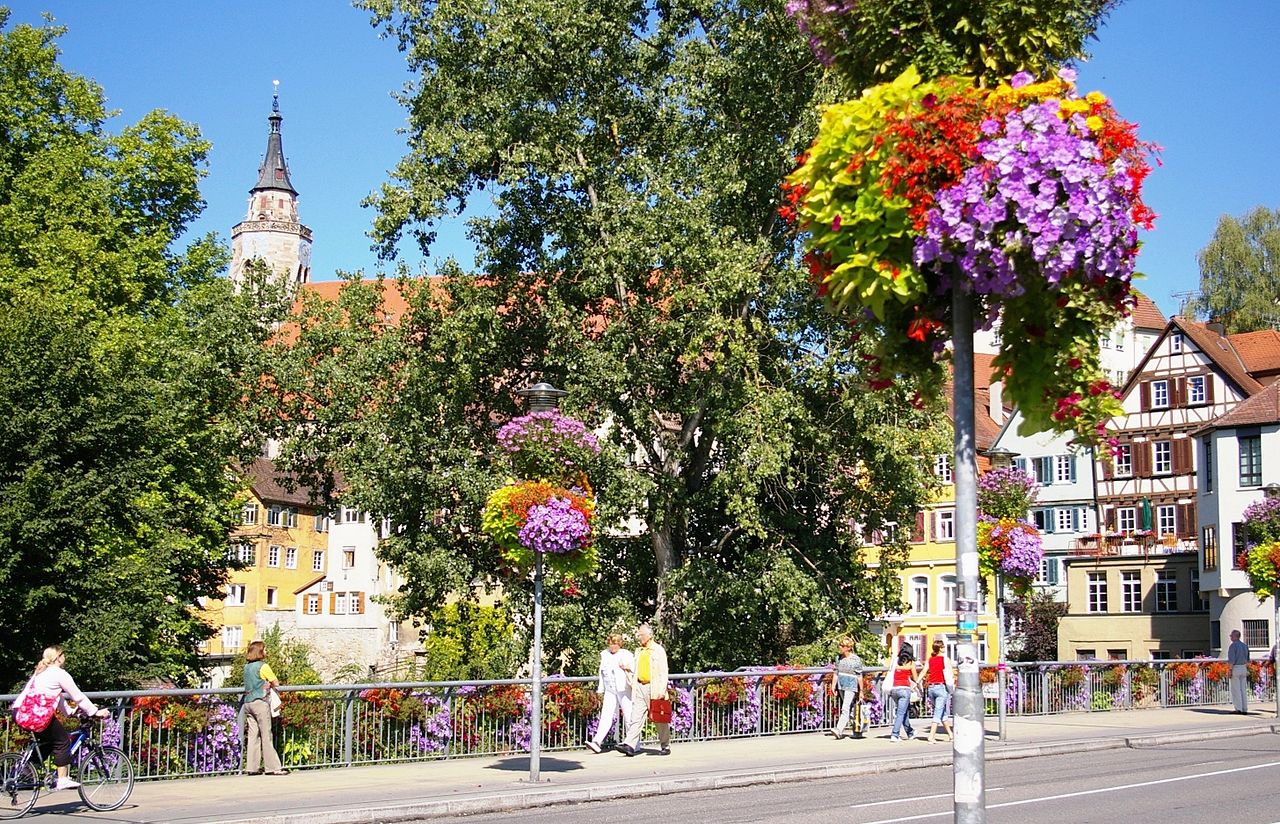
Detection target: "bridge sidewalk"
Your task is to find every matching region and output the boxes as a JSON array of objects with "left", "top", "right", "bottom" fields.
[{"left": 25, "top": 704, "right": 1280, "bottom": 824}]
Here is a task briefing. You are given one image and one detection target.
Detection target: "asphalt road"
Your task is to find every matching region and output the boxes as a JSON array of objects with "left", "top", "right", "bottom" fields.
[{"left": 425, "top": 736, "right": 1280, "bottom": 824}]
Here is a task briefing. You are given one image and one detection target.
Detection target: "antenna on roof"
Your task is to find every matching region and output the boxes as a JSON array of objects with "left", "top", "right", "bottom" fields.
[{"left": 1170, "top": 291, "right": 1198, "bottom": 318}]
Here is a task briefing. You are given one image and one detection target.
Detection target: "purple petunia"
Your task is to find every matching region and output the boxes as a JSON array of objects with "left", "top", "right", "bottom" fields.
[{"left": 518, "top": 497, "right": 591, "bottom": 555}]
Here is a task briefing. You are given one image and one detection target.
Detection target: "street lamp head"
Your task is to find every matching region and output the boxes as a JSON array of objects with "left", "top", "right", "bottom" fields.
[
  {"left": 984, "top": 446, "right": 1019, "bottom": 468},
  {"left": 516, "top": 382, "right": 568, "bottom": 412},
  {"left": 1264, "top": 482, "right": 1280, "bottom": 500}
]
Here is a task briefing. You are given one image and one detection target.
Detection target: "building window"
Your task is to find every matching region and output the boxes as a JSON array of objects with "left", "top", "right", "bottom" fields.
[
  {"left": 1055, "top": 508, "right": 1077, "bottom": 534},
  {"left": 1054, "top": 454, "right": 1075, "bottom": 484},
  {"left": 237, "top": 543, "right": 256, "bottom": 565},
  {"left": 1188, "top": 376, "right": 1206, "bottom": 404},
  {"left": 934, "top": 510, "right": 955, "bottom": 541},
  {"left": 1155, "top": 570, "right": 1177, "bottom": 612},
  {"left": 1243, "top": 619, "right": 1270, "bottom": 649},
  {"left": 266, "top": 587, "right": 277, "bottom": 607},
  {"left": 909, "top": 576, "right": 929, "bottom": 614},
  {"left": 267, "top": 545, "right": 281, "bottom": 568},
  {"left": 305, "top": 594, "right": 321, "bottom": 615},
  {"left": 284, "top": 507, "right": 297, "bottom": 528},
  {"left": 1202, "top": 526, "right": 1218, "bottom": 571},
  {"left": 1121, "top": 571, "right": 1141, "bottom": 612},
  {"left": 285, "top": 547, "right": 298, "bottom": 569},
  {"left": 1152, "top": 379, "right": 1169, "bottom": 408},
  {"left": 1077, "top": 649, "right": 1096, "bottom": 661},
  {"left": 1038, "top": 557, "right": 1059, "bottom": 585},
  {"left": 1033, "top": 457, "right": 1054, "bottom": 486},
  {"left": 1151, "top": 650, "right": 1173, "bottom": 660},
  {"left": 226, "top": 584, "right": 246, "bottom": 606},
  {"left": 1088, "top": 572, "right": 1107, "bottom": 613},
  {"left": 315, "top": 513, "right": 329, "bottom": 533},
  {"left": 1117, "top": 507, "right": 1136, "bottom": 533},
  {"left": 342, "top": 508, "right": 365, "bottom": 524},
  {"left": 1153, "top": 441, "right": 1172, "bottom": 474},
  {"left": 333, "top": 592, "right": 348, "bottom": 615},
  {"left": 1114, "top": 445, "right": 1133, "bottom": 477},
  {"left": 1190, "top": 566, "right": 1209, "bottom": 611},
  {"left": 1170, "top": 332, "right": 1183, "bottom": 353},
  {"left": 1239, "top": 435, "right": 1262, "bottom": 487},
  {"left": 1203, "top": 437, "right": 1214, "bottom": 492},
  {"left": 267, "top": 505, "right": 283, "bottom": 526},
  {"left": 1100, "top": 333, "right": 1111, "bottom": 349},
  {"left": 343, "top": 548, "right": 357, "bottom": 569},
  {"left": 1232, "top": 523, "right": 1247, "bottom": 569},
  {"left": 241, "top": 503, "right": 259, "bottom": 525},
  {"left": 389, "top": 622, "right": 400, "bottom": 645},
  {"left": 312, "top": 550, "right": 324, "bottom": 572},
  {"left": 1032, "top": 508, "right": 1050, "bottom": 532},
  {"left": 940, "top": 575, "right": 957, "bottom": 614},
  {"left": 1157, "top": 505, "right": 1176, "bottom": 537},
  {"left": 1107, "top": 649, "right": 1128, "bottom": 661},
  {"left": 1114, "top": 333, "right": 1125, "bottom": 352},
  {"left": 935, "top": 454, "right": 952, "bottom": 483},
  {"left": 222, "top": 625, "right": 242, "bottom": 651}
]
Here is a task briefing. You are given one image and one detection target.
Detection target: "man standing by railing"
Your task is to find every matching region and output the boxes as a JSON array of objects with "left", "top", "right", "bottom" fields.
[{"left": 1228, "top": 629, "right": 1250, "bottom": 715}]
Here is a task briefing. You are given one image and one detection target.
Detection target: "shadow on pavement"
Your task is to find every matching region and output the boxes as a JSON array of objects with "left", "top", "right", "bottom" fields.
[{"left": 486, "top": 756, "right": 586, "bottom": 772}]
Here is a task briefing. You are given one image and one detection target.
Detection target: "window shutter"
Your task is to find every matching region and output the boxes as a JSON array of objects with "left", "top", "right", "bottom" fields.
[
  {"left": 1069, "top": 454, "right": 1078, "bottom": 482},
  {"left": 1140, "top": 381, "right": 1151, "bottom": 411},
  {"left": 1173, "top": 378, "right": 1187, "bottom": 407},
  {"left": 1106, "top": 508, "right": 1117, "bottom": 531},
  {"left": 1047, "top": 559, "right": 1059, "bottom": 585},
  {"left": 1205, "top": 376, "right": 1215, "bottom": 405},
  {"left": 329, "top": 593, "right": 337, "bottom": 613},
  {"left": 1178, "top": 504, "right": 1197, "bottom": 538},
  {"left": 1013, "top": 457, "right": 1027, "bottom": 473},
  {"left": 930, "top": 512, "right": 938, "bottom": 541},
  {"left": 1102, "top": 454, "right": 1114, "bottom": 480},
  {"left": 1173, "top": 439, "right": 1193, "bottom": 474},
  {"left": 1073, "top": 508, "right": 1082, "bottom": 532},
  {"left": 1135, "top": 443, "right": 1152, "bottom": 478},
  {"left": 355, "top": 592, "right": 366, "bottom": 614},
  {"left": 913, "top": 512, "right": 925, "bottom": 543}
]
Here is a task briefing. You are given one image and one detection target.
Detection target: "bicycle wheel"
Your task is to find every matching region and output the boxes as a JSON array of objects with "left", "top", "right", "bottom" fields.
[
  {"left": 76, "top": 745, "right": 133, "bottom": 812},
  {"left": 0, "top": 753, "right": 39, "bottom": 819}
]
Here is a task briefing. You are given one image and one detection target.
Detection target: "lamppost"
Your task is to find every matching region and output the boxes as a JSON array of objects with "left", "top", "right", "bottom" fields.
[
  {"left": 1266, "top": 482, "right": 1280, "bottom": 720},
  {"left": 982, "top": 446, "right": 1018, "bottom": 742},
  {"left": 514, "top": 381, "right": 567, "bottom": 783}
]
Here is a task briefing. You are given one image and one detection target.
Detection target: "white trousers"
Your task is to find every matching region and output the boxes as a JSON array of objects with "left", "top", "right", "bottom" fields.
[
  {"left": 1230, "top": 665, "right": 1249, "bottom": 712},
  {"left": 591, "top": 689, "right": 633, "bottom": 745}
]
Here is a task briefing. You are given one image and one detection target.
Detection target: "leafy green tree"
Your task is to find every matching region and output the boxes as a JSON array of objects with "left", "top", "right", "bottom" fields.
[
  {"left": 1192, "top": 206, "right": 1280, "bottom": 334},
  {"left": 789, "top": 0, "right": 1121, "bottom": 92},
  {"left": 259, "top": 1, "right": 946, "bottom": 668},
  {"left": 0, "top": 12, "right": 281, "bottom": 689},
  {"left": 223, "top": 624, "right": 322, "bottom": 688},
  {"left": 1004, "top": 590, "right": 1065, "bottom": 662}
]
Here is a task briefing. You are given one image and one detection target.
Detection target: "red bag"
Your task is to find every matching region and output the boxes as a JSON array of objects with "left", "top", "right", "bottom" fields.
[
  {"left": 649, "top": 697, "right": 673, "bottom": 723},
  {"left": 12, "top": 679, "right": 58, "bottom": 732}
]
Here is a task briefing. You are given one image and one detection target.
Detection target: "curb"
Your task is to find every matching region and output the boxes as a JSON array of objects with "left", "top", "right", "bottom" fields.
[{"left": 215, "top": 726, "right": 1273, "bottom": 824}]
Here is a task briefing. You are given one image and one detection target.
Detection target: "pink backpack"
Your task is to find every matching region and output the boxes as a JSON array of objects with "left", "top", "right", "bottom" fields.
[{"left": 11, "top": 677, "right": 59, "bottom": 732}]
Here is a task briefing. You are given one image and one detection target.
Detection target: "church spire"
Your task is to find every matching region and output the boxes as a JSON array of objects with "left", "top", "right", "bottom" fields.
[{"left": 253, "top": 80, "right": 298, "bottom": 195}]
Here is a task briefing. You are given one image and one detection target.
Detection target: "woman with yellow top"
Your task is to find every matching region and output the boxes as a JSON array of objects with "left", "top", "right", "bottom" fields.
[{"left": 243, "top": 640, "right": 288, "bottom": 775}]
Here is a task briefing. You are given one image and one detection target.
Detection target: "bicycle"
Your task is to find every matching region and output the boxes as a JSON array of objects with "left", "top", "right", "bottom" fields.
[{"left": 0, "top": 709, "right": 134, "bottom": 818}]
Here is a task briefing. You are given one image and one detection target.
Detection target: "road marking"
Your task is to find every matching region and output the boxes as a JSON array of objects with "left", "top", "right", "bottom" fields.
[
  {"left": 862, "top": 761, "right": 1280, "bottom": 823},
  {"left": 850, "top": 789, "right": 1005, "bottom": 810}
]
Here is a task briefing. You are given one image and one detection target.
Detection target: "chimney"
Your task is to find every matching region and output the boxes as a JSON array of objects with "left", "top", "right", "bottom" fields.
[
  {"left": 989, "top": 380, "right": 1004, "bottom": 425},
  {"left": 1207, "top": 320, "right": 1226, "bottom": 337}
]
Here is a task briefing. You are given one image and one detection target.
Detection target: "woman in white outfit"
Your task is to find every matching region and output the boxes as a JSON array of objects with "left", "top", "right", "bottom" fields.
[{"left": 586, "top": 633, "right": 634, "bottom": 753}]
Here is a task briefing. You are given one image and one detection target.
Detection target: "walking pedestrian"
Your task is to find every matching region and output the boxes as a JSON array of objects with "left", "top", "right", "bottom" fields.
[
  {"left": 586, "top": 633, "right": 634, "bottom": 752},
  {"left": 1227, "top": 629, "right": 1250, "bottom": 715},
  {"left": 923, "top": 639, "right": 955, "bottom": 743},
  {"left": 887, "top": 647, "right": 922, "bottom": 742},
  {"left": 616, "top": 624, "right": 670, "bottom": 756},
  {"left": 829, "top": 637, "right": 864, "bottom": 740}
]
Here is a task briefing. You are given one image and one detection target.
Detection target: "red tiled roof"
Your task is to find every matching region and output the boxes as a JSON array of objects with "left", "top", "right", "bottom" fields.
[
  {"left": 1130, "top": 291, "right": 1166, "bottom": 330},
  {"left": 973, "top": 352, "right": 998, "bottom": 390},
  {"left": 1228, "top": 329, "right": 1280, "bottom": 378},
  {"left": 1195, "top": 378, "right": 1280, "bottom": 434},
  {"left": 296, "top": 278, "right": 416, "bottom": 325},
  {"left": 243, "top": 457, "right": 319, "bottom": 508}
]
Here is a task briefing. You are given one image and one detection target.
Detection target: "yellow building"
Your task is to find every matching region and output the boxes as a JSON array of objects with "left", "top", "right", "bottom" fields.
[{"left": 201, "top": 458, "right": 331, "bottom": 659}]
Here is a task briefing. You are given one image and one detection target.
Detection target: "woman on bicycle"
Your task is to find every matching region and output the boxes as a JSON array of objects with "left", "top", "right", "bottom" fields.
[
  {"left": 16, "top": 646, "right": 108, "bottom": 790},
  {"left": 243, "top": 640, "right": 287, "bottom": 775}
]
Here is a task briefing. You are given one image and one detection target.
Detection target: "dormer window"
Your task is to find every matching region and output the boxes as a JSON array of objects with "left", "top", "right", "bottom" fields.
[{"left": 1170, "top": 333, "right": 1183, "bottom": 353}]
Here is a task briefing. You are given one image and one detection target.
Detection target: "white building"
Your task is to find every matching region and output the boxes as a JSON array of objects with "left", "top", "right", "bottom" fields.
[{"left": 1194, "top": 378, "right": 1280, "bottom": 655}]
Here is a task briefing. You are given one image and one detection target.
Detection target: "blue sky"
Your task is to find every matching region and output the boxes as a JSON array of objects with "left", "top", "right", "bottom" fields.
[{"left": 6, "top": 0, "right": 1278, "bottom": 321}]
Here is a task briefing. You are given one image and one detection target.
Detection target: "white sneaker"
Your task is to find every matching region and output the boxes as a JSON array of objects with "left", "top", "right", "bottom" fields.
[
  {"left": 888, "top": 735, "right": 901, "bottom": 743},
  {"left": 56, "top": 777, "right": 80, "bottom": 791}
]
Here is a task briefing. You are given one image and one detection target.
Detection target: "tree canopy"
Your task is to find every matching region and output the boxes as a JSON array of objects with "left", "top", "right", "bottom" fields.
[
  {"left": 1192, "top": 206, "right": 1280, "bottom": 334},
  {"left": 248, "top": 0, "right": 954, "bottom": 671},
  {"left": 0, "top": 12, "right": 280, "bottom": 689}
]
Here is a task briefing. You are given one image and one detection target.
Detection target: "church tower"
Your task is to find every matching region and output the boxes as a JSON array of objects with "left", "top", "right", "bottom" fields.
[{"left": 230, "top": 84, "right": 312, "bottom": 290}]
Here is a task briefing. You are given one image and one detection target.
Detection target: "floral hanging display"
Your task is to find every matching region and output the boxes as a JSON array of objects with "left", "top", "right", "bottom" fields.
[
  {"left": 481, "top": 479, "right": 597, "bottom": 576},
  {"left": 976, "top": 515, "right": 1042, "bottom": 596},
  {"left": 496, "top": 409, "right": 601, "bottom": 486},
  {"left": 1241, "top": 497, "right": 1280, "bottom": 600},
  {"left": 781, "top": 66, "right": 1157, "bottom": 447}
]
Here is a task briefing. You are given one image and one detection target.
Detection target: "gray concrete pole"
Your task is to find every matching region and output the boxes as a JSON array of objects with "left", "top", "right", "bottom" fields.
[
  {"left": 996, "top": 576, "right": 1006, "bottom": 741},
  {"left": 529, "top": 551, "right": 544, "bottom": 782},
  {"left": 951, "top": 291, "right": 987, "bottom": 822},
  {"left": 1274, "top": 597, "right": 1279, "bottom": 720}
]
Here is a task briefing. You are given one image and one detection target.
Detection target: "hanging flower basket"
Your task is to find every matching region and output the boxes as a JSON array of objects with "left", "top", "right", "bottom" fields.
[
  {"left": 496, "top": 410, "right": 601, "bottom": 487},
  {"left": 977, "top": 515, "right": 1043, "bottom": 596},
  {"left": 781, "top": 66, "right": 1157, "bottom": 447},
  {"left": 1243, "top": 541, "right": 1280, "bottom": 601},
  {"left": 481, "top": 480, "right": 598, "bottom": 576}
]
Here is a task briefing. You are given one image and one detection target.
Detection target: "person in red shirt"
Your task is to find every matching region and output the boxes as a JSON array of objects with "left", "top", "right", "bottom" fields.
[{"left": 923, "top": 639, "right": 955, "bottom": 743}]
